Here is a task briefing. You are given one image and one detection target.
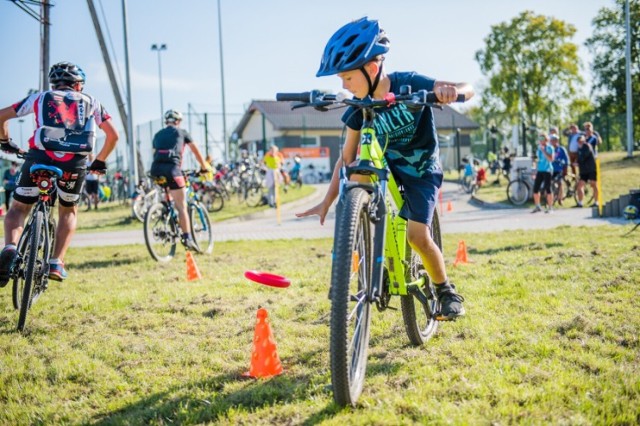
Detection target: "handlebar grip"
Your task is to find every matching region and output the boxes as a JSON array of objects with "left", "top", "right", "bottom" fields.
[
  {"left": 276, "top": 92, "right": 313, "bottom": 103},
  {"left": 424, "top": 92, "right": 466, "bottom": 103}
]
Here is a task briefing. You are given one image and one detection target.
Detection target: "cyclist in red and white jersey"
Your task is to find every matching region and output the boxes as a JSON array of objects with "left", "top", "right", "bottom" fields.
[{"left": 0, "top": 61, "right": 119, "bottom": 285}]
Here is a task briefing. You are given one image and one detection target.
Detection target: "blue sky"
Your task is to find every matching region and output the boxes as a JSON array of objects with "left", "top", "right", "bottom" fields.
[{"left": 0, "top": 0, "right": 613, "bottom": 161}]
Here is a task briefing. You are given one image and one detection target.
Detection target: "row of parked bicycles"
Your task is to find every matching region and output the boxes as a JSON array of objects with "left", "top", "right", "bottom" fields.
[
  {"left": 131, "top": 160, "right": 302, "bottom": 222},
  {"left": 505, "top": 167, "right": 593, "bottom": 207}
]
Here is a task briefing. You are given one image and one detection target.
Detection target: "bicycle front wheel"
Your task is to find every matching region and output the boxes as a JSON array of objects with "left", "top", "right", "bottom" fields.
[
  {"left": 401, "top": 209, "right": 440, "bottom": 345},
  {"left": 17, "top": 211, "right": 45, "bottom": 331},
  {"left": 144, "top": 203, "right": 177, "bottom": 262},
  {"left": 202, "top": 189, "right": 224, "bottom": 212},
  {"left": 507, "top": 180, "right": 530, "bottom": 205},
  {"left": 330, "top": 187, "right": 373, "bottom": 407},
  {"left": 189, "top": 202, "right": 214, "bottom": 255}
]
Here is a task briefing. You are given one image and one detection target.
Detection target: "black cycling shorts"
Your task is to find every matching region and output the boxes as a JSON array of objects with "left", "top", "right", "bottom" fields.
[
  {"left": 13, "top": 150, "right": 87, "bottom": 207},
  {"left": 150, "top": 163, "right": 185, "bottom": 190}
]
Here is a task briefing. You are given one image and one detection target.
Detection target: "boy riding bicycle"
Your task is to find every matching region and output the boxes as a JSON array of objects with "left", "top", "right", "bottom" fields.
[{"left": 296, "top": 17, "right": 474, "bottom": 320}]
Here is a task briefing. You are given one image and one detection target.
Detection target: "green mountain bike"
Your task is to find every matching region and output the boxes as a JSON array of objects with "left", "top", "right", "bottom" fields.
[{"left": 277, "top": 88, "right": 465, "bottom": 406}]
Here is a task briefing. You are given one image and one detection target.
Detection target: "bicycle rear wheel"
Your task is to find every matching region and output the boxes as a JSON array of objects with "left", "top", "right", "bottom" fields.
[
  {"left": 507, "top": 180, "right": 530, "bottom": 205},
  {"left": 330, "top": 187, "right": 373, "bottom": 407},
  {"left": 401, "top": 209, "right": 440, "bottom": 345},
  {"left": 17, "top": 211, "right": 45, "bottom": 331},
  {"left": 144, "top": 203, "right": 177, "bottom": 262},
  {"left": 189, "top": 202, "right": 214, "bottom": 254},
  {"left": 574, "top": 183, "right": 594, "bottom": 206},
  {"left": 245, "top": 184, "right": 264, "bottom": 207}
]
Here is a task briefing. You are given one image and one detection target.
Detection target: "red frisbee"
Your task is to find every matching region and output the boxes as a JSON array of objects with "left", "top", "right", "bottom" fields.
[{"left": 244, "top": 270, "right": 291, "bottom": 288}]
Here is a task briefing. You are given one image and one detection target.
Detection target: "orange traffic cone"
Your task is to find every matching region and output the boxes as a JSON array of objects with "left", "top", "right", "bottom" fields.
[
  {"left": 453, "top": 240, "right": 469, "bottom": 266},
  {"left": 243, "top": 308, "right": 283, "bottom": 378},
  {"left": 185, "top": 251, "right": 202, "bottom": 281},
  {"left": 447, "top": 201, "right": 453, "bottom": 212}
]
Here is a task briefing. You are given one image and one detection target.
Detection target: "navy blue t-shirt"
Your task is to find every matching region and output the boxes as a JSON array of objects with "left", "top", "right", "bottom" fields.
[
  {"left": 342, "top": 72, "right": 438, "bottom": 178},
  {"left": 152, "top": 126, "right": 193, "bottom": 166}
]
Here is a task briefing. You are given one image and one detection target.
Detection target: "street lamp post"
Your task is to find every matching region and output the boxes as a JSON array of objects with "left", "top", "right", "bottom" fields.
[{"left": 151, "top": 43, "right": 167, "bottom": 123}]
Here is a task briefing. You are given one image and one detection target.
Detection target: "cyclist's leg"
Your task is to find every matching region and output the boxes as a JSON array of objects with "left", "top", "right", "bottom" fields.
[
  {"left": 51, "top": 162, "right": 85, "bottom": 280},
  {"left": 1, "top": 159, "right": 38, "bottom": 286},
  {"left": 399, "top": 170, "right": 464, "bottom": 320},
  {"left": 170, "top": 187, "right": 189, "bottom": 234}
]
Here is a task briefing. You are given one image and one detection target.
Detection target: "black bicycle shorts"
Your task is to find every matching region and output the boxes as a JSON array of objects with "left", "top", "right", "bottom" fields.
[
  {"left": 533, "top": 171, "right": 552, "bottom": 194},
  {"left": 579, "top": 170, "right": 597, "bottom": 182},
  {"left": 150, "top": 163, "right": 185, "bottom": 190},
  {"left": 13, "top": 150, "right": 87, "bottom": 207}
]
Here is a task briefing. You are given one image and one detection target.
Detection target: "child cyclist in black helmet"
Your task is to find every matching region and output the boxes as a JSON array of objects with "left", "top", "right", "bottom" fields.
[{"left": 296, "top": 17, "right": 474, "bottom": 320}]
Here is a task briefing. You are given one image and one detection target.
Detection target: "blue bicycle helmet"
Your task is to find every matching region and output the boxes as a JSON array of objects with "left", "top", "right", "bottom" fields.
[{"left": 316, "top": 17, "right": 389, "bottom": 77}]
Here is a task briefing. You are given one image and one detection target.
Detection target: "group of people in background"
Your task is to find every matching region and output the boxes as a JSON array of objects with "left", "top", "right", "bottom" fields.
[{"left": 531, "top": 122, "right": 600, "bottom": 213}]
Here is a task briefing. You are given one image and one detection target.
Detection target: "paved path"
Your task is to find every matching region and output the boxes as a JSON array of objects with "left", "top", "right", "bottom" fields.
[{"left": 70, "top": 182, "right": 626, "bottom": 248}]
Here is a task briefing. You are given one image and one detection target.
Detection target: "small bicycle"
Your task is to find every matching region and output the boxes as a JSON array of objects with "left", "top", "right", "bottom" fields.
[
  {"left": 10, "top": 163, "right": 59, "bottom": 332},
  {"left": 277, "top": 87, "right": 465, "bottom": 406},
  {"left": 143, "top": 171, "right": 214, "bottom": 262}
]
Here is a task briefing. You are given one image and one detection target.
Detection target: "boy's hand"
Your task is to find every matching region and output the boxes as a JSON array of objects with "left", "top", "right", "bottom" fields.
[
  {"left": 434, "top": 86, "right": 459, "bottom": 104},
  {"left": 296, "top": 202, "right": 330, "bottom": 225},
  {"left": 89, "top": 159, "right": 107, "bottom": 174}
]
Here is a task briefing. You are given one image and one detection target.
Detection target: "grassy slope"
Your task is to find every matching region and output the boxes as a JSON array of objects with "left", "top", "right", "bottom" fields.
[{"left": 0, "top": 225, "right": 638, "bottom": 425}]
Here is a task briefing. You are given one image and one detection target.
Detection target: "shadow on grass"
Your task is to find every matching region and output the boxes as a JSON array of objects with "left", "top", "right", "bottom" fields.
[
  {"left": 90, "top": 346, "right": 345, "bottom": 425},
  {"left": 72, "top": 256, "right": 146, "bottom": 270},
  {"left": 469, "top": 241, "right": 564, "bottom": 256}
]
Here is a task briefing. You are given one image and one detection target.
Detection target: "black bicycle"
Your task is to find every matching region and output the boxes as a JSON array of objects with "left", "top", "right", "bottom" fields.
[
  {"left": 144, "top": 172, "right": 214, "bottom": 262},
  {"left": 10, "top": 164, "right": 59, "bottom": 331}
]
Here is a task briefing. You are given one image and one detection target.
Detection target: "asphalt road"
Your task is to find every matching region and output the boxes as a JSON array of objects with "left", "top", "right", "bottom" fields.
[{"left": 70, "top": 182, "right": 627, "bottom": 248}]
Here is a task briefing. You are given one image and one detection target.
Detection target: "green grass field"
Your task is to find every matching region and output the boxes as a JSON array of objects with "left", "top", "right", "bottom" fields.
[{"left": 1, "top": 225, "right": 638, "bottom": 424}]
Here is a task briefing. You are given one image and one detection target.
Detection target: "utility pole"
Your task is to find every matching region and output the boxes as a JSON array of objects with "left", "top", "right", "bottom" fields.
[
  {"left": 40, "top": 0, "right": 51, "bottom": 91},
  {"left": 86, "top": 0, "right": 129, "bottom": 141},
  {"left": 122, "top": 0, "right": 138, "bottom": 192},
  {"left": 625, "top": 0, "right": 634, "bottom": 158},
  {"left": 217, "top": 0, "right": 229, "bottom": 162}
]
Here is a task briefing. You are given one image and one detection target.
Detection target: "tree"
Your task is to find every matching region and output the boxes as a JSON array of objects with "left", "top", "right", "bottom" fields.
[
  {"left": 475, "top": 11, "right": 586, "bottom": 152},
  {"left": 585, "top": 0, "right": 639, "bottom": 151}
]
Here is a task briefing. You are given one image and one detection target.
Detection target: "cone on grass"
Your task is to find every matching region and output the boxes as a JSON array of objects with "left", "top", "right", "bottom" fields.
[
  {"left": 185, "top": 251, "right": 202, "bottom": 281},
  {"left": 243, "top": 308, "right": 283, "bottom": 378},
  {"left": 453, "top": 240, "right": 469, "bottom": 266}
]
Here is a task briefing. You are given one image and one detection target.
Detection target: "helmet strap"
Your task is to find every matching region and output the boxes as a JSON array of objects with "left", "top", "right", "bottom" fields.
[{"left": 360, "top": 61, "right": 383, "bottom": 98}]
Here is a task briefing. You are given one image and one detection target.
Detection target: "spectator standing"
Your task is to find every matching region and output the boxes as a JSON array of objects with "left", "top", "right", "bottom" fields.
[
  {"left": 550, "top": 135, "right": 569, "bottom": 205},
  {"left": 574, "top": 135, "right": 598, "bottom": 208},
  {"left": 2, "top": 161, "right": 19, "bottom": 211},
  {"left": 583, "top": 122, "right": 600, "bottom": 156},
  {"left": 531, "top": 133, "right": 554, "bottom": 213},
  {"left": 263, "top": 144, "right": 284, "bottom": 208},
  {"left": 565, "top": 124, "right": 582, "bottom": 175}
]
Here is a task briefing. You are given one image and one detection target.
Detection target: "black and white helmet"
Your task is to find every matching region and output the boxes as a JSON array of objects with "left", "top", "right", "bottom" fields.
[
  {"left": 48, "top": 62, "right": 86, "bottom": 85},
  {"left": 164, "top": 109, "right": 183, "bottom": 123}
]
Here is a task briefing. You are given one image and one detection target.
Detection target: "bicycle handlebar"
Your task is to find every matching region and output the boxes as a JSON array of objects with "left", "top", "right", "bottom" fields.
[{"left": 276, "top": 87, "right": 466, "bottom": 110}]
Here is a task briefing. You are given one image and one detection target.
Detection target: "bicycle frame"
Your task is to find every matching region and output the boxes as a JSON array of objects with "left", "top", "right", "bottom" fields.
[{"left": 341, "top": 110, "right": 426, "bottom": 302}]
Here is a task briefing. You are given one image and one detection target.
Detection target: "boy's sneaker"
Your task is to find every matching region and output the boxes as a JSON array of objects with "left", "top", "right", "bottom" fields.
[
  {"left": 0, "top": 246, "right": 18, "bottom": 288},
  {"left": 436, "top": 283, "right": 465, "bottom": 321},
  {"left": 531, "top": 206, "right": 542, "bottom": 213},
  {"left": 49, "top": 262, "right": 68, "bottom": 281}
]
